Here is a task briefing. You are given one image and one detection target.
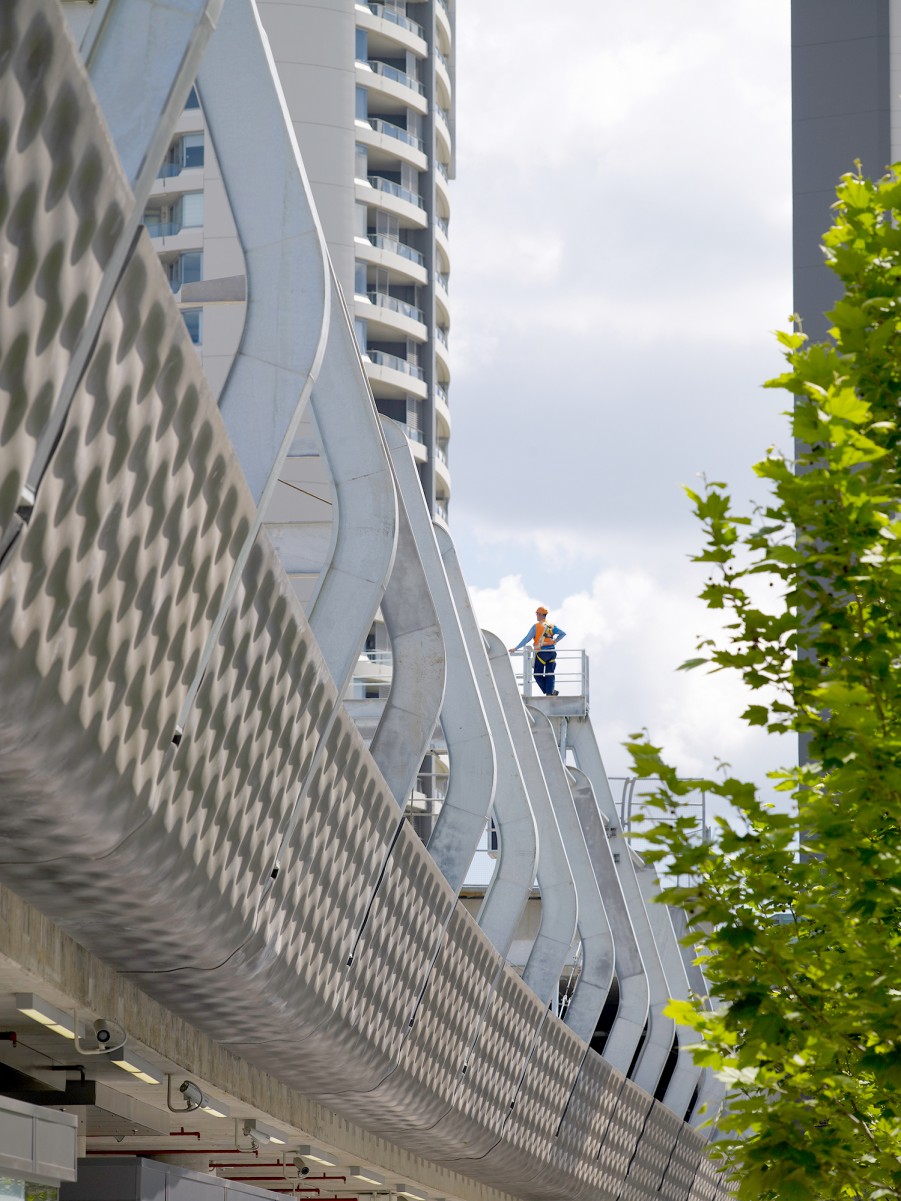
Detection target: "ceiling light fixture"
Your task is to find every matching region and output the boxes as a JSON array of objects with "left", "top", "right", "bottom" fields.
[
  {"left": 395, "top": 1185, "right": 427, "bottom": 1201},
  {"left": 297, "top": 1144, "right": 338, "bottom": 1167},
  {"left": 244, "top": 1118, "right": 287, "bottom": 1145},
  {"left": 15, "top": 994, "right": 79, "bottom": 1039},
  {"left": 349, "top": 1168, "right": 385, "bottom": 1187},
  {"left": 110, "top": 1050, "right": 163, "bottom": 1085}
]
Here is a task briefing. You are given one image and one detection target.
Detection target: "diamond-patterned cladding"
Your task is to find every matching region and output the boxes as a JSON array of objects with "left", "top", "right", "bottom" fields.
[
  {"left": 0, "top": 3, "right": 129, "bottom": 531},
  {"left": 618, "top": 1102, "right": 683, "bottom": 1201}
]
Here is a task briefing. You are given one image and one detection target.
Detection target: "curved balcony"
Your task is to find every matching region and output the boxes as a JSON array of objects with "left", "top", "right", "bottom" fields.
[
  {"left": 358, "top": 3, "right": 427, "bottom": 57},
  {"left": 435, "top": 383, "right": 451, "bottom": 437},
  {"left": 359, "top": 60, "right": 428, "bottom": 115},
  {"left": 358, "top": 291, "right": 427, "bottom": 340},
  {"left": 148, "top": 164, "right": 204, "bottom": 199},
  {"left": 355, "top": 234, "right": 428, "bottom": 286},
  {"left": 435, "top": 277, "right": 450, "bottom": 327},
  {"left": 144, "top": 223, "right": 204, "bottom": 253},
  {"left": 435, "top": 330, "right": 451, "bottom": 384},
  {"left": 435, "top": 162, "right": 451, "bottom": 212},
  {"left": 403, "top": 424, "right": 428, "bottom": 462},
  {"left": 360, "top": 176, "right": 428, "bottom": 228},
  {"left": 435, "top": 48, "right": 452, "bottom": 109},
  {"left": 435, "top": 105, "right": 452, "bottom": 161},
  {"left": 435, "top": 0, "right": 452, "bottom": 55},
  {"left": 434, "top": 445, "right": 451, "bottom": 495},
  {"left": 435, "top": 213, "right": 450, "bottom": 265},
  {"left": 365, "top": 348, "right": 428, "bottom": 399},
  {"left": 359, "top": 118, "right": 427, "bottom": 172}
]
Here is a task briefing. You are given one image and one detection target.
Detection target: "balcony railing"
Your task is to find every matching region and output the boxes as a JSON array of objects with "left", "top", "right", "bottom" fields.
[
  {"left": 367, "top": 348, "right": 425, "bottom": 380},
  {"left": 511, "top": 647, "right": 590, "bottom": 701},
  {"left": 367, "top": 290, "right": 425, "bottom": 324},
  {"left": 436, "top": 104, "right": 450, "bottom": 128},
  {"left": 436, "top": 270, "right": 449, "bottom": 292},
  {"left": 368, "top": 233, "right": 425, "bottom": 267},
  {"left": 144, "top": 221, "right": 182, "bottom": 238},
  {"left": 436, "top": 444, "right": 448, "bottom": 465},
  {"left": 368, "top": 175, "right": 424, "bottom": 209},
  {"left": 436, "top": 160, "right": 449, "bottom": 181},
  {"left": 403, "top": 424, "right": 425, "bottom": 444},
  {"left": 436, "top": 0, "right": 450, "bottom": 17},
  {"left": 436, "top": 214, "right": 449, "bottom": 236},
  {"left": 368, "top": 60, "right": 424, "bottom": 96},
  {"left": 367, "top": 4, "right": 424, "bottom": 39},
  {"left": 436, "top": 326, "right": 449, "bottom": 348},
  {"left": 436, "top": 47, "right": 451, "bottom": 74},
  {"left": 369, "top": 117, "right": 424, "bottom": 153},
  {"left": 436, "top": 383, "right": 449, "bottom": 406}
]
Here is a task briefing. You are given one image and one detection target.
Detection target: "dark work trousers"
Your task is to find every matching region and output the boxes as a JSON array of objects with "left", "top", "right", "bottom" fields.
[{"left": 533, "top": 649, "right": 556, "bottom": 695}]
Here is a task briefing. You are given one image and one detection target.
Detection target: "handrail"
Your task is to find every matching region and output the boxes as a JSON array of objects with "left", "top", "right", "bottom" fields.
[
  {"left": 510, "top": 646, "right": 589, "bottom": 698},
  {"left": 369, "top": 116, "right": 424, "bottom": 153},
  {"left": 367, "top": 60, "right": 425, "bottom": 96},
  {"left": 368, "top": 233, "right": 425, "bottom": 266},
  {"left": 368, "top": 348, "right": 425, "bottom": 380},
  {"left": 367, "top": 3, "right": 425, "bottom": 40},
  {"left": 367, "top": 290, "right": 425, "bottom": 324},
  {"left": 368, "top": 174, "right": 424, "bottom": 209}
]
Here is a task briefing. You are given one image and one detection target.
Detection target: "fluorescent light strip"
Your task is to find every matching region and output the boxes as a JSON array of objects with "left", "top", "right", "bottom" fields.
[
  {"left": 298, "top": 1144, "right": 338, "bottom": 1167},
  {"left": 395, "top": 1186, "right": 426, "bottom": 1201},
  {"left": 246, "top": 1119, "right": 287, "bottom": 1145},
  {"left": 349, "top": 1168, "right": 385, "bottom": 1187},
  {"left": 15, "top": 994, "right": 78, "bottom": 1039},
  {"left": 200, "top": 1095, "right": 229, "bottom": 1118},
  {"left": 111, "top": 1052, "right": 163, "bottom": 1086}
]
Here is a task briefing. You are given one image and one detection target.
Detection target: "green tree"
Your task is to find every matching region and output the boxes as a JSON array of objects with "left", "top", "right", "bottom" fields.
[{"left": 627, "top": 164, "right": 901, "bottom": 1201}]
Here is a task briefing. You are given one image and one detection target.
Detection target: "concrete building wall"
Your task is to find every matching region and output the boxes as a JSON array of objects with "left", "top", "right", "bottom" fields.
[{"left": 259, "top": 0, "right": 357, "bottom": 301}]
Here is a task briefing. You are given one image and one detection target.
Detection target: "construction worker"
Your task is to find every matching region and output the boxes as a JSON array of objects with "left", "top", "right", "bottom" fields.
[{"left": 509, "top": 607, "right": 566, "bottom": 696}]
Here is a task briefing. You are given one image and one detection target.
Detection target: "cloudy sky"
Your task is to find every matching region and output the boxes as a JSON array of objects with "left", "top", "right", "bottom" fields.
[{"left": 448, "top": 2, "right": 797, "bottom": 798}]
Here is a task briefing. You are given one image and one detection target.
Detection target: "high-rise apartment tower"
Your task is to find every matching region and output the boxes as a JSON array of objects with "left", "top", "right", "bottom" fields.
[{"left": 143, "top": 0, "right": 455, "bottom": 562}]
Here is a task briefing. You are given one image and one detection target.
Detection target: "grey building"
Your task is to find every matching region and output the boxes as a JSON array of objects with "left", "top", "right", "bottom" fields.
[{"left": 792, "top": 1, "right": 895, "bottom": 339}]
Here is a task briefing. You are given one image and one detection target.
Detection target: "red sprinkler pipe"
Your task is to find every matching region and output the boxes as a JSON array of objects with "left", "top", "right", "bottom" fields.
[{"left": 87, "top": 1149, "right": 256, "bottom": 1157}]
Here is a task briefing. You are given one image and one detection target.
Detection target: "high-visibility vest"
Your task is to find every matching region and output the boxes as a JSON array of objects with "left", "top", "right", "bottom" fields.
[{"left": 533, "top": 622, "right": 556, "bottom": 649}]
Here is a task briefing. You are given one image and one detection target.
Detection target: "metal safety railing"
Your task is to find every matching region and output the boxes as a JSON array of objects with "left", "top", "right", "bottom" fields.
[
  {"left": 609, "top": 776, "right": 710, "bottom": 887},
  {"left": 511, "top": 645, "right": 589, "bottom": 699}
]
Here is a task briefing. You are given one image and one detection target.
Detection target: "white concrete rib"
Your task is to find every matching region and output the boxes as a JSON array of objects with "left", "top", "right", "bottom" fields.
[
  {"left": 567, "top": 765, "right": 650, "bottom": 1075},
  {"left": 527, "top": 708, "right": 614, "bottom": 1045},
  {"left": 387, "top": 429, "right": 496, "bottom": 893},
  {"left": 428, "top": 531, "right": 538, "bottom": 960},
  {"left": 488, "top": 656, "right": 577, "bottom": 1008},
  {"left": 372, "top": 421, "right": 447, "bottom": 807},
  {"left": 567, "top": 716, "right": 682, "bottom": 1107},
  {"left": 304, "top": 276, "right": 398, "bottom": 696},
  {"left": 198, "top": 0, "right": 330, "bottom": 508}
]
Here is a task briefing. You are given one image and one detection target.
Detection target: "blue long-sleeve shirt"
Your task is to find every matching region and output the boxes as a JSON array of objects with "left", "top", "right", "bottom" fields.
[{"left": 512, "top": 623, "right": 566, "bottom": 651}]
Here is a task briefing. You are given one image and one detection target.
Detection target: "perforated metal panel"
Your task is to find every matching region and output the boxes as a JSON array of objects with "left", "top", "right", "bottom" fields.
[
  {"left": 0, "top": 3, "right": 129, "bottom": 532},
  {"left": 360, "top": 904, "right": 505, "bottom": 1145},
  {"left": 484, "top": 1015, "right": 585, "bottom": 1175},
  {"left": 598, "top": 1082, "right": 655, "bottom": 1190},
  {"left": 546, "top": 1052, "right": 626, "bottom": 1201},
  {"left": 618, "top": 1103, "right": 683, "bottom": 1201},
  {"left": 435, "top": 966, "right": 546, "bottom": 1162},
  {"left": 687, "top": 1151, "right": 726, "bottom": 1201},
  {"left": 660, "top": 1124, "right": 707, "bottom": 1201}
]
